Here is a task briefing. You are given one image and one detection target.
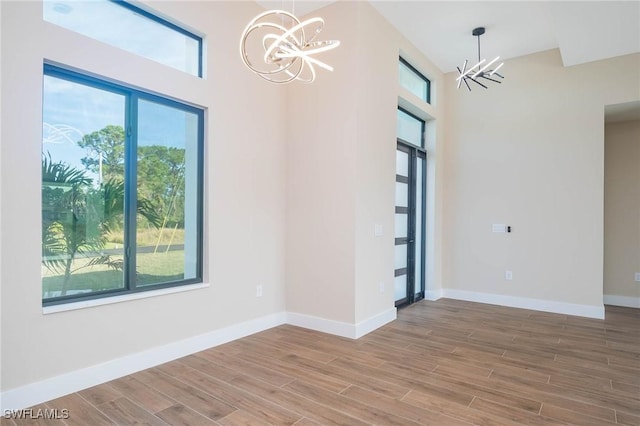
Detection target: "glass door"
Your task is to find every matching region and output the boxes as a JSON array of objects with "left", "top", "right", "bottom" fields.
[
  {"left": 395, "top": 143, "right": 426, "bottom": 306},
  {"left": 395, "top": 107, "right": 426, "bottom": 307}
]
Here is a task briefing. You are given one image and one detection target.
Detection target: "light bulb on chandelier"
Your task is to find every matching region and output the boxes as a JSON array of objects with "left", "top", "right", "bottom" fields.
[
  {"left": 239, "top": 7, "right": 340, "bottom": 84},
  {"left": 456, "top": 27, "right": 504, "bottom": 91}
]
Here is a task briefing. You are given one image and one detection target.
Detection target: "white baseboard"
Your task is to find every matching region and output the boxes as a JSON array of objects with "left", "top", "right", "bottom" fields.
[
  {"left": 2, "top": 288, "right": 610, "bottom": 411},
  {"left": 0, "top": 312, "right": 287, "bottom": 412},
  {"left": 286, "top": 312, "right": 356, "bottom": 338},
  {"left": 1, "top": 307, "right": 400, "bottom": 411},
  {"left": 441, "top": 289, "right": 605, "bottom": 319},
  {"left": 424, "top": 289, "right": 443, "bottom": 301},
  {"left": 286, "top": 308, "right": 396, "bottom": 339},
  {"left": 604, "top": 294, "right": 640, "bottom": 308},
  {"left": 354, "top": 307, "right": 397, "bottom": 338}
]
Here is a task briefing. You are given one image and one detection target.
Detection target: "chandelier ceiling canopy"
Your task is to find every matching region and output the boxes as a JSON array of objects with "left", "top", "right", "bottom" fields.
[{"left": 456, "top": 27, "right": 504, "bottom": 91}]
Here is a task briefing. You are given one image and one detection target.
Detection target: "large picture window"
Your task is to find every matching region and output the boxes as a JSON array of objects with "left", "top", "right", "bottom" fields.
[{"left": 42, "top": 64, "right": 204, "bottom": 306}]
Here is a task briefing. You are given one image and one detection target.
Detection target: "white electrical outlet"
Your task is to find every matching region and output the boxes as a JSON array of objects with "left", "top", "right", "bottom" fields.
[
  {"left": 256, "top": 285, "right": 263, "bottom": 297},
  {"left": 379, "top": 282, "right": 385, "bottom": 293},
  {"left": 505, "top": 270, "right": 513, "bottom": 280},
  {"left": 635, "top": 273, "right": 640, "bottom": 282}
]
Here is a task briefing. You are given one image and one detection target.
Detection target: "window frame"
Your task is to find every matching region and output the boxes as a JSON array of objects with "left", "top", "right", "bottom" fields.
[
  {"left": 44, "top": 0, "right": 204, "bottom": 78},
  {"left": 115, "top": 0, "right": 203, "bottom": 78},
  {"left": 395, "top": 141, "right": 426, "bottom": 308},
  {"left": 397, "top": 106, "right": 426, "bottom": 149},
  {"left": 399, "top": 57, "right": 431, "bottom": 104},
  {"left": 42, "top": 63, "right": 205, "bottom": 307}
]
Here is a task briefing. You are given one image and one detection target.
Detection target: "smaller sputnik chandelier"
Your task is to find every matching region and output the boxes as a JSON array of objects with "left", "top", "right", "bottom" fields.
[
  {"left": 240, "top": 8, "right": 340, "bottom": 84},
  {"left": 456, "top": 27, "right": 504, "bottom": 91}
]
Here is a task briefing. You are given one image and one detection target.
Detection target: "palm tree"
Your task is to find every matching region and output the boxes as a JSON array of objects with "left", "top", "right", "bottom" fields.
[{"left": 42, "top": 154, "right": 161, "bottom": 297}]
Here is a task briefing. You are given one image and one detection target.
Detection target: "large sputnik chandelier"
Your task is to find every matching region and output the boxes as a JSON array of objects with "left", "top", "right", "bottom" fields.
[
  {"left": 456, "top": 27, "right": 504, "bottom": 91},
  {"left": 239, "top": 4, "right": 340, "bottom": 84}
]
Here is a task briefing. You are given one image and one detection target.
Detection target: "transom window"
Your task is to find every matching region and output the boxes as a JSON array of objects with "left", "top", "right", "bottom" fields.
[
  {"left": 396, "top": 107, "right": 425, "bottom": 148},
  {"left": 42, "top": 64, "right": 204, "bottom": 306},
  {"left": 43, "top": 0, "right": 203, "bottom": 77},
  {"left": 399, "top": 57, "right": 431, "bottom": 104}
]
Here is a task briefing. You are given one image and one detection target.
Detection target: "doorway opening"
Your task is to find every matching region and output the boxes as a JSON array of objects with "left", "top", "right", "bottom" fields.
[
  {"left": 603, "top": 101, "right": 640, "bottom": 309},
  {"left": 395, "top": 108, "right": 426, "bottom": 307}
]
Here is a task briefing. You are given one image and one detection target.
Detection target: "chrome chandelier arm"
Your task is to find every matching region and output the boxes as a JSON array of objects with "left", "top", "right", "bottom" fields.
[{"left": 240, "top": 10, "right": 340, "bottom": 84}]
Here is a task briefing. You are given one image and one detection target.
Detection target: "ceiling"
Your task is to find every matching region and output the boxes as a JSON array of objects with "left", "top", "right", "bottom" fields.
[{"left": 255, "top": 1, "right": 640, "bottom": 74}]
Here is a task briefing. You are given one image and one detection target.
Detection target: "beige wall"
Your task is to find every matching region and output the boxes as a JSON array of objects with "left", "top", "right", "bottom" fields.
[
  {"left": 353, "top": 2, "right": 398, "bottom": 324},
  {"left": 4, "top": 0, "right": 637, "bottom": 400},
  {"left": 1, "top": 1, "right": 287, "bottom": 391},
  {"left": 285, "top": 2, "right": 359, "bottom": 323},
  {"left": 285, "top": 1, "right": 445, "bottom": 324},
  {"left": 604, "top": 120, "right": 640, "bottom": 301},
  {"left": 443, "top": 49, "right": 640, "bottom": 309},
  {"left": 1, "top": 0, "right": 444, "bottom": 395}
]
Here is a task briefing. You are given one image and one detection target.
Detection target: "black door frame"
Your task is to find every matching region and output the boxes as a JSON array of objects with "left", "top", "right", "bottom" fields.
[{"left": 395, "top": 140, "right": 426, "bottom": 308}]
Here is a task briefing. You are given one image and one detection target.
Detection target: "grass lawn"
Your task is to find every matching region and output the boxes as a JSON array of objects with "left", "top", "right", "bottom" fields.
[
  {"left": 42, "top": 249, "right": 186, "bottom": 298},
  {"left": 106, "top": 227, "right": 185, "bottom": 247}
]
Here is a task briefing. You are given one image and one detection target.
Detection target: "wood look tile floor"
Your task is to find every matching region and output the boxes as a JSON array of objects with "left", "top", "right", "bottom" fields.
[{"left": 7, "top": 299, "right": 640, "bottom": 425}]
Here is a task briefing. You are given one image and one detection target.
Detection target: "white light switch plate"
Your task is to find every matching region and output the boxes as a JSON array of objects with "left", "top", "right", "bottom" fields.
[
  {"left": 492, "top": 224, "right": 507, "bottom": 233},
  {"left": 374, "top": 224, "right": 383, "bottom": 237}
]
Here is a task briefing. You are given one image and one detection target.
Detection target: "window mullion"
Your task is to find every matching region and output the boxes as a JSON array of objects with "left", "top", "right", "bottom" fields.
[{"left": 125, "top": 93, "right": 138, "bottom": 290}]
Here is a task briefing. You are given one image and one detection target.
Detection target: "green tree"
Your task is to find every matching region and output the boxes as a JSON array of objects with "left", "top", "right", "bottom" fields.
[
  {"left": 78, "top": 125, "right": 185, "bottom": 228},
  {"left": 75, "top": 123, "right": 186, "bottom": 229},
  {"left": 137, "top": 145, "right": 186, "bottom": 227},
  {"left": 78, "top": 125, "right": 125, "bottom": 181}
]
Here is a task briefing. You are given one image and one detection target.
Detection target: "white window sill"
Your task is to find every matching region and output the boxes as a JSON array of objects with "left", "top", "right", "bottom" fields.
[{"left": 42, "top": 282, "right": 210, "bottom": 314}]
